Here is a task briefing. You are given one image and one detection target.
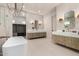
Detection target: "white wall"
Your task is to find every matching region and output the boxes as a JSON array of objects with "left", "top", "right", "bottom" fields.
[
  {"left": 43, "top": 14, "right": 52, "bottom": 39},
  {"left": 0, "top": 7, "right": 12, "bottom": 46},
  {"left": 43, "top": 7, "right": 57, "bottom": 39},
  {"left": 0, "top": 7, "right": 12, "bottom": 37},
  {"left": 5, "top": 7, "right": 12, "bottom": 36},
  {"left": 0, "top": 7, "right": 6, "bottom": 36},
  {"left": 56, "top": 3, "right": 79, "bottom": 30},
  {"left": 13, "top": 16, "right": 26, "bottom": 24}
]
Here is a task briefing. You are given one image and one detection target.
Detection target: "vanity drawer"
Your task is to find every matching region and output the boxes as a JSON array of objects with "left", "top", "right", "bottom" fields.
[
  {"left": 27, "top": 32, "right": 46, "bottom": 39},
  {"left": 53, "top": 35, "right": 58, "bottom": 43},
  {"left": 71, "top": 38, "right": 79, "bottom": 50},
  {"left": 53, "top": 35, "right": 66, "bottom": 45},
  {"left": 64, "top": 37, "right": 72, "bottom": 47}
]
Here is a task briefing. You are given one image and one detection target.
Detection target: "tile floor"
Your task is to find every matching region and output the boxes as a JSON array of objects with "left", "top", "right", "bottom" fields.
[{"left": 26, "top": 38, "right": 79, "bottom": 56}]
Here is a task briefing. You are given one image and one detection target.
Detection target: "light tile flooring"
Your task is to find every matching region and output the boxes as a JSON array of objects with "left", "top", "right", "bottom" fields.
[{"left": 26, "top": 38, "right": 79, "bottom": 56}]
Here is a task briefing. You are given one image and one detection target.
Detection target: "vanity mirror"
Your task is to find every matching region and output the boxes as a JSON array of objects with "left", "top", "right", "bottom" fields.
[
  {"left": 64, "top": 10, "right": 75, "bottom": 29},
  {"left": 35, "top": 20, "right": 38, "bottom": 30},
  {"left": 30, "top": 20, "right": 43, "bottom": 30}
]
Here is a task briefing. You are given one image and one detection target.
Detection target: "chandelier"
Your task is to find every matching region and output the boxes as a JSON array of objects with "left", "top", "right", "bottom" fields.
[{"left": 7, "top": 3, "right": 24, "bottom": 16}]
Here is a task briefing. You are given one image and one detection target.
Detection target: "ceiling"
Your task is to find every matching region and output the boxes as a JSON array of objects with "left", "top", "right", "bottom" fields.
[
  {"left": 23, "top": 3, "right": 59, "bottom": 15},
  {"left": 0, "top": 3, "right": 60, "bottom": 15}
]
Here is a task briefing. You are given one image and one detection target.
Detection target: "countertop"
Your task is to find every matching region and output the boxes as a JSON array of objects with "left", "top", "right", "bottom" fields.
[
  {"left": 52, "top": 31, "right": 79, "bottom": 38},
  {"left": 27, "top": 30, "right": 46, "bottom": 33}
]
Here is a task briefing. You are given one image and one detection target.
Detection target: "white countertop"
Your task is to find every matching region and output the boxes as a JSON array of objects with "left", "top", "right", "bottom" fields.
[
  {"left": 2, "top": 36, "right": 27, "bottom": 47},
  {"left": 52, "top": 31, "right": 79, "bottom": 38},
  {"left": 27, "top": 30, "right": 46, "bottom": 33}
]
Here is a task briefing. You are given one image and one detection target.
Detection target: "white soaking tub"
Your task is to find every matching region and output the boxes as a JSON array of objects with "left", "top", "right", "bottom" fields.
[{"left": 2, "top": 36, "right": 27, "bottom": 56}]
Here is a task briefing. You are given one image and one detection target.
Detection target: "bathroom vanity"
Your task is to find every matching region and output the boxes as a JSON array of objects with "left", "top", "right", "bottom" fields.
[
  {"left": 52, "top": 31, "right": 79, "bottom": 50},
  {"left": 27, "top": 30, "right": 46, "bottom": 39}
]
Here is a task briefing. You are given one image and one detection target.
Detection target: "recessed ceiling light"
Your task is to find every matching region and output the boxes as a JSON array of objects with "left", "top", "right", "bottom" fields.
[
  {"left": 23, "top": 5, "right": 25, "bottom": 8},
  {"left": 38, "top": 10, "right": 40, "bottom": 13}
]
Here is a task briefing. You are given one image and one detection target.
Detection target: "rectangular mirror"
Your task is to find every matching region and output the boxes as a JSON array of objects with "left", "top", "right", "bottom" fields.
[{"left": 64, "top": 11, "right": 75, "bottom": 29}]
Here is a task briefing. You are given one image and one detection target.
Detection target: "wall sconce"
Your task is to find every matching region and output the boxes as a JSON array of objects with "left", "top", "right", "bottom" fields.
[
  {"left": 12, "top": 20, "right": 15, "bottom": 23},
  {"left": 38, "top": 21, "right": 42, "bottom": 25},
  {"left": 77, "top": 14, "right": 79, "bottom": 19},
  {"left": 30, "top": 20, "right": 34, "bottom": 24},
  {"left": 59, "top": 18, "right": 63, "bottom": 22}
]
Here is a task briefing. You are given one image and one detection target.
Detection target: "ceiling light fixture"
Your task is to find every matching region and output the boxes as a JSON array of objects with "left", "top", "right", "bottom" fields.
[
  {"left": 7, "top": 3, "right": 24, "bottom": 16},
  {"left": 38, "top": 10, "right": 40, "bottom": 13}
]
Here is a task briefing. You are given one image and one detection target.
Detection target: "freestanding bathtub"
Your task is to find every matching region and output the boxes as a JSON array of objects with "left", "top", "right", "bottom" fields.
[{"left": 2, "top": 36, "right": 27, "bottom": 56}]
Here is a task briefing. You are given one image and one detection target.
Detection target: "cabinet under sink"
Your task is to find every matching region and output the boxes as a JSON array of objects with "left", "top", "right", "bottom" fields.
[
  {"left": 52, "top": 31, "right": 79, "bottom": 50},
  {"left": 27, "top": 32, "right": 46, "bottom": 39}
]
